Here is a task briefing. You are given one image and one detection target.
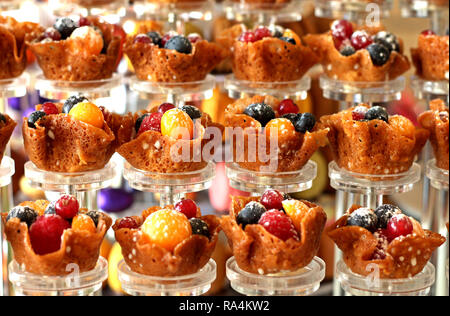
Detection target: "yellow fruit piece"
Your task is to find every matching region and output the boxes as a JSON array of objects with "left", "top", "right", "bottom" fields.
[
  {"left": 108, "top": 242, "right": 124, "bottom": 294},
  {"left": 69, "top": 102, "right": 104, "bottom": 129},
  {"left": 282, "top": 199, "right": 310, "bottom": 231},
  {"left": 265, "top": 118, "right": 296, "bottom": 137},
  {"left": 291, "top": 152, "right": 328, "bottom": 200},
  {"left": 71, "top": 214, "right": 96, "bottom": 233},
  {"left": 69, "top": 26, "right": 104, "bottom": 56},
  {"left": 283, "top": 29, "right": 301, "bottom": 46},
  {"left": 141, "top": 208, "right": 192, "bottom": 252},
  {"left": 161, "top": 108, "right": 194, "bottom": 140}
]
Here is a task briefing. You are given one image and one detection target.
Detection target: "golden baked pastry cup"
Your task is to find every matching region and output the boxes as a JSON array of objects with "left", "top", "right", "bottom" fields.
[
  {"left": 124, "top": 31, "right": 228, "bottom": 83},
  {"left": 116, "top": 111, "right": 223, "bottom": 173},
  {"left": 25, "top": 16, "right": 121, "bottom": 81},
  {"left": 411, "top": 33, "right": 449, "bottom": 81},
  {"left": 224, "top": 95, "right": 328, "bottom": 172},
  {"left": 22, "top": 103, "right": 132, "bottom": 172},
  {"left": 303, "top": 29, "right": 411, "bottom": 82},
  {"left": 113, "top": 205, "right": 221, "bottom": 277},
  {"left": 318, "top": 105, "right": 429, "bottom": 175},
  {"left": 0, "top": 113, "right": 17, "bottom": 162},
  {"left": 327, "top": 205, "right": 446, "bottom": 279},
  {"left": 1, "top": 200, "right": 112, "bottom": 276},
  {"left": 418, "top": 99, "right": 449, "bottom": 170},
  {"left": 221, "top": 196, "right": 327, "bottom": 274},
  {"left": 0, "top": 16, "right": 43, "bottom": 79}
]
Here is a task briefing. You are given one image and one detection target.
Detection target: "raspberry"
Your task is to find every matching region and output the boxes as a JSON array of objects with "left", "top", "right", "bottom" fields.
[
  {"left": 350, "top": 30, "right": 373, "bottom": 50},
  {"left": 54, "top": 195, "right": 79, "bottom": 219},
  {"left": 138, "top": 112, "right": 163, "bottom": 134},
  {"left": 78, "top": 16, "right": 92, "bottom": 27},
  {"left": 43, "top": 27, "right": 61, "bottom": 41},
  {"left": 239, "top": 31, "right": 257, "bottom": 43},
  {"left": 352, "top": 105, "right": 368, "bottom": 120},
  {"left": 278, "top": 99, "right": 299, "bottom": 116},
  {"left": 160, "top": 33, "right": 174, "bottom": 47},
  {"left": 134, "top": 34, "right": 152, "bottom": 44},
  {"left": 157, "top": 103, "right": 175, "bottom": 114},
  {"left": 174, "top": 199, "right": 198, "bottom": 219},
  {"left": 372, "top": 229, "right": 389, "bottom": 260},
  {"left": 260, "top": 189, "right": 284, "bottom": 211},
  {"left": 421, "top": 29, "right": 436, "bottom": 36},
  {"left": 117, "top": 216, "right": 139, "bottom": 229},
  {"left": 254, "top": 27, "right": 272, "bottom": 41},
  {"left": 29, "top": 215, "right": 70, "bottom": 255},
  {"left": 187, "top": 33, "right": 202, "bottom": 43},
  {"left": 331, "top": 20, "right": 354, "bottom": 41},
  {"left": 385, "top": 214, "right": 413, "bottom": 242},
  {"left": 41, "top": 102, "right": 59, "bottom": 115},
  {"left": 258, "top": 210, "right": 299, "bottom": 241}
]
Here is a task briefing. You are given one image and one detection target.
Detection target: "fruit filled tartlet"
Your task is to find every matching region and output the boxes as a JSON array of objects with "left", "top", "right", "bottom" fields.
[
  {"left": 0, "top": 113, "right": 17, "bottom": 162},
  {"left": 116, "top": 103, "right": 223, "bottom": 173},
  {"left": 303, "top": 20, "right": 410, "bottom": 82},
  {"left": 224, "top": 95, "right": 328, "bottom": 172},
  {"left": 1, "top": 195, "right": 112, "bottom": 276},
  {"left": 411, "top": 30, "right": 449, "bottom": 81},
  {"left": 25, "top": 16, "right": 124, "bottom": 81},
  {"left": 221, "top": 189, "right": 327, "bottom": 274},
  {"left": 328, "top": 204, "right": 445, "bottom": 279},
  {"left": 23, "top": 95, "right": 132, "bottom": 172},
  {"left": 113, "top": 199, "right": 220, "bottom": 276},
  {"left": 218, "top": 24, "right": 317, "bottom": 82},
  {"left": 319, "top": 104, "right": 429, "bottom": 175},
  {"left": 418, "top": 99, "right": 449, "bottom": 170},
  {"left": 125, "top": 29, "right": 227, "bottom": 82},
  {"left": 0, "top": 16, "right": 43, "bottom": 79}
]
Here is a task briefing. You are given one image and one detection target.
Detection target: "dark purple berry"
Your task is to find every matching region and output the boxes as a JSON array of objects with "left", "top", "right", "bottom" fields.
[
  {"left": 53, "top": 17, "right": 77, "bottom": 40},
  {"left": 135, "top": 113, "right": 150, "bottom": 133},
  {"left": 189, "top": 218, "right": 210, "bottom": 238},
  {"left": 63, "top": 95, "right": 89, "bottom": 114},
  {"left": 281, "top": 113, "right": 300, "bottom": 125},
  {"left": 347, "top": 207, "right": 378, "bottom": 232},
  {"left": 367, "top": 43, "right": 391, "bottom": 66},
  {"left": 27, "top": 111, "right": 46, "bottom": 128},
  {"left": 86, "top": 210, "right": 101, "bottom": 227},
  {"left": 340, "top": 45, "right": 356, "bottom": 56},
  {"left": 373, "top": 31, "right": 400, "bottom": 53},
  {"left": 7, "top": 206, "right": 39, "bottom": 227},
  {"left": 44, "top": 202, "right": 56, "bottom": 215},
  {"left": 164, "top": 35, "right": 192, "bottom": 54},
  {"left": 243, "top": 103, "right": 275, "bottom": 127},
  {"left": 147, "top": 31, "right": 162, "bottom": 46},
  {"left": 180, "top": 105, "right": 201, "bottom": 120},
  {"left": 236, "top": 201, "right": 267, "bottom": 229},
  {"left": 364, "top": 106, "right": 389, "bottom": 123},
  {"left": 294, "top": 113, "right": 315, "bottom": 133},
  {"left": 374, "top": 204, "right": 400, "bottom": 229}
]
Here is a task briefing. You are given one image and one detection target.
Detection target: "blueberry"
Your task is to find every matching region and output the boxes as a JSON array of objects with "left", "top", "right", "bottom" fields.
[
  {"left": 347, "top": 207, "right": 378, "bottom": 232},
  {"left": 164, "top": 35, "right": 192, "bottom": 54},
  {"left": 86, "top": 210, "right": 101, "bottom": 227},
  {"left": 280, "top": 37, "right": 296, "bottom": 45},
  {"left": 294, "top": 112, "right": 316, "bottom": 133},
  {"left": 243, "top": 103, "right": 275, "bottom": 127},
  {"left": 281, "top": 113, "right": 300, "bottom": 125},
  {"left": 53, "top": 17, "right": 77, "bottom": 40},
  {"left": 374, "top": 204, "right": 400, "bottom": 229},
  {"left": 373, "top": 31, "right": 400, "bottom": 53},
  {"left": 7, "top": 206, "right": 39, "bottom": 227},
  {"left": 0, "top": 113, "right": 6, "bottom": 124},
  {"left": 27, "top": 111, "right": 46, "bottom": 128},
  {"left": 63, "top": 95, "right": 89, "bottom": 114},
  {"left": 180, "top": 105, "right": 202, "bottom": 120},
  {"left": 44, "top": 202, "right": 56, "bottom": 215},
  {"left": 189, "top": 218, "right": 210, "bottom": 238},
  {"left": 364, "top": 106, "right": 389, "bottom": 123},
  {"left": 236, "top": 201, "right": 267, "bottom": 229},
  {"left": 367, "top": 43, "right": 391, "bottom": 66},
  {"left": 147, "top": 31, "right": 162, "bottom": 46},
  {"left": 135, "top": 113, "right": 150, "bottom": 133},
  {"left": 340, "top": 45, "right": 356, "bottom": 56}
]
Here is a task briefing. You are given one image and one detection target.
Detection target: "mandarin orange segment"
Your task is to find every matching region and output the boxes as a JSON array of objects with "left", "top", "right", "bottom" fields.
[
  {"left": 141, "top": 209, "right": 192, "bottom": 251},
  {"left": 72, "top": 214, "right": 97, "bottom": 233},
  {"left": 282, "top": 199, "right": 310, "bottom": 231},
  {"left": 161, "top": 108, "right": 194, "bottom": 140},
  {"left": 69, "top": 101, "right": 104, "bottom": 129},
  {"left": 69, "top": 26, "right": 104, "bottom": 56},
  {"left": 265, "top": 118, "right": 296, "bottom": 137},
  {"left": 283, "top": 29, "right": 301, "bottom": 46}
]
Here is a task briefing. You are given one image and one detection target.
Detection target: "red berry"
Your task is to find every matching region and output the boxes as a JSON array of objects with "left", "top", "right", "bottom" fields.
[
  {"left": 138, "top": 112, "right": 163, "bottom": 134},
  {"left": 134, "top": 34, "right": 152, "bottom": 44},
  {"left": 78, "top": 16, "right": 92, "bottom": 27},
  {"left": 260, "top": 189, "right": 284, "bottom": 211},
  {"left": 117, "top": 216, "right": 139, "bottom": 229},
  {"left": 278, "top": 99, "right": 299, "bottom": 116},
  {"left": 385, "top": 214, "right": 413, "bottom": 242},
  {"left": 350, "top": 30, "right": 373, "bottom": 50},
  {"left": 254, "top": 27, "right": 272, "bottom": 41},
  {"left": 421, "top": 29, "right": 436, "bottom": 36},
  {"left": 352, "top": 105, "right": 368, "bottom": 120},
  {"left": 371, "top": 229, "right": 389, "bottom": 260},
  {"left": 258, "top": 210, "right": 299, "bottom": 241},
  {"left": 43, "top": 27, "right": 61, "bottom": 41},
  {"left": 331, "top": 20, "right": 354, "bottom": 41},
  {"left": 54, "top": 195, "right": 79, "bottom": 219},
  {"left": 161, "top": 33, "right": 173, "bottom": 47},
  {"left": 29, "top": 215, "right": 70, "bottom": 255},
  {"left": 187, "top": 34, "right": 201, "bottom": 43},
  {"left": 239, "top": 31, "right": 257, "bottom": 43},
  {"left": 41, "top": 102, "right": 59, "bottom": 115},
  {"left": 174, "top": 199, "right": 198, "bottom": 219},
  {"left": 157, "top": 103, "right": 176, "bottom": 114}
]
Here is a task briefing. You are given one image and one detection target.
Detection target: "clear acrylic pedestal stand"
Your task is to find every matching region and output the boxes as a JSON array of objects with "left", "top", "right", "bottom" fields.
[
  {"left": 314, "top": 0, "right": 393, "bottom": 21},
  {"left": 0, "top": 157, "right": 14, "bottom": 297},
  {"left": 424, "top": 159, "right": 449, "bottom": 296},
  {"left": 117, "top": 259, "right": 216, "bottom": 296},
  {"left": 47, "top": 0, "right": 127, "bottom": 21},
  {"left": 8, "top": 257, "right": 108, "bottom": 296},
  {"left": 336, "top": 260, "right": 436, "bottom": 296},
  {"left": 123, "top": 161, "right": 215, "bottom": 207},
  {"left": 400, "top": 0, "right": 449, "bottom": 34},
  {"left": 329, "top": 161, "right": 422, "bottom": 296},
  {"left": 0, "top": 0, "right": 21, "bottom": 11},
  {"left": 226, "top": 256, "right": 325, "bottom": 296},
  {"left": 24, "top": 161, "right": 117, "bottom": 210}
]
